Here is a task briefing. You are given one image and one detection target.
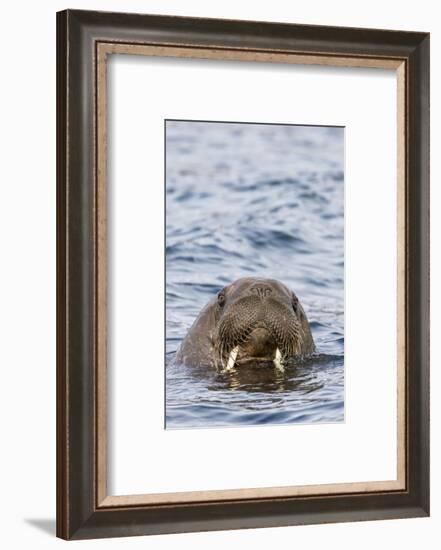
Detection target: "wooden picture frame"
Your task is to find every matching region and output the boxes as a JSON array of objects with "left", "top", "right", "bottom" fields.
[{"left": 56, "top": 9, "right": 430, "bottom": 540}]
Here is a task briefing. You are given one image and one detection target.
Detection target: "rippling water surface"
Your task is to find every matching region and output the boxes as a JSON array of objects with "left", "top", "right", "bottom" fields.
[{"left": 165, "top": 120, "right": 344, "bottom": 429}]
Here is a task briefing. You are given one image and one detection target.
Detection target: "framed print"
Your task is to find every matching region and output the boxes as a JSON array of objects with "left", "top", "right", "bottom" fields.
[{"left": 56, "top": 9, "right": 430, "bottom": 540}]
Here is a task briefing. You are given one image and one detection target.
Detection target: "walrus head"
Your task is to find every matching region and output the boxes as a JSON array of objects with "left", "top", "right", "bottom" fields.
[
  {"left": 175, "top": 277, "right": 315, "bottom": 371},
  {"left": 214, "top": 278, "right": 314, "bottom": 371}
]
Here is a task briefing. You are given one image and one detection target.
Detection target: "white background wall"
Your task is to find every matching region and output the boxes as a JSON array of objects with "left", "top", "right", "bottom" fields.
[{"left": 0, "top": 1, "right": 437, "bottom": 548}]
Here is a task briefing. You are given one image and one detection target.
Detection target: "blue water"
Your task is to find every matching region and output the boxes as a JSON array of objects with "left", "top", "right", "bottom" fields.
[{"left": 165, "top": 120, "right": 344, "bottom": 429}]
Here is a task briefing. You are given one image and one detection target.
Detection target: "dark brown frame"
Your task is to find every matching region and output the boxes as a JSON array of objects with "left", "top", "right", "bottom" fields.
[{"left": 57, "top": 9, "right": 430, "bottom": 540}]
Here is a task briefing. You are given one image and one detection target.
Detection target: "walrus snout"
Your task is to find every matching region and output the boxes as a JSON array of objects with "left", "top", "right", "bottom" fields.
[
  {"left": 238, "top": 326, "right": 277, "bottom": 360},
  {"left": 217, "top": 303, "right": 299, "bottom": 372}
]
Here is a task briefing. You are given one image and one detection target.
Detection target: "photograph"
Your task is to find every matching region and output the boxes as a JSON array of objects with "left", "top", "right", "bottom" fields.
[{"left": 165, "top": 119, "right": 345, "bottom": 429}]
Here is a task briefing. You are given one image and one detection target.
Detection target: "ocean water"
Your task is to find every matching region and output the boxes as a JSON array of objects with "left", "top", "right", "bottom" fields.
[{"left": 165, "top": 120, "right": 344, "bottom": 429}]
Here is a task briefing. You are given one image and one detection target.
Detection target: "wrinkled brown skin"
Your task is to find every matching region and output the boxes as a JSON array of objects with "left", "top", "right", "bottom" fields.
[{"left": 175, "top": 277, "right": 315, "bottom": 368}]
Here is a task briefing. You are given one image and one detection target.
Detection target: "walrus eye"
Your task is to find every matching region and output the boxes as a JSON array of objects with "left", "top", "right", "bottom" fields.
[
  {"left": 218, "top": 292, "right": 226, "bottom": 306},
  {"left": 292, "top": 295, "right": 299, "bottom": 314}
]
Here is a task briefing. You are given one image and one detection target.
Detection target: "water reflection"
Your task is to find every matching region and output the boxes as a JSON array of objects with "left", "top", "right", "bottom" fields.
[{"left": 210, "top": 364, "right": 324, "bottom": 395}]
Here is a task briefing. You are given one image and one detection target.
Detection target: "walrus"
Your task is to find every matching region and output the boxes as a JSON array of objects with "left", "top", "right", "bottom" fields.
[{"left": 175, "top": 277, "right": 315, "bottom": 372}]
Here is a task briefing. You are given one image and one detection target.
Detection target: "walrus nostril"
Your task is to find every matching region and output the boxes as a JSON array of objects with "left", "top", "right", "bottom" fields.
[{"left": 249, "top": 285, "right": 273, "bottom": 299}]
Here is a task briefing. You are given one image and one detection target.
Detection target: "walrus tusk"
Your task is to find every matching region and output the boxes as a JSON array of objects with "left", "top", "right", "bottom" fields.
[
  {"left": 226, "top": 346, "right": 239, "bottom": 371},
  {"left": 274, "top": 348, "right": 284, "bottom": 372}
]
